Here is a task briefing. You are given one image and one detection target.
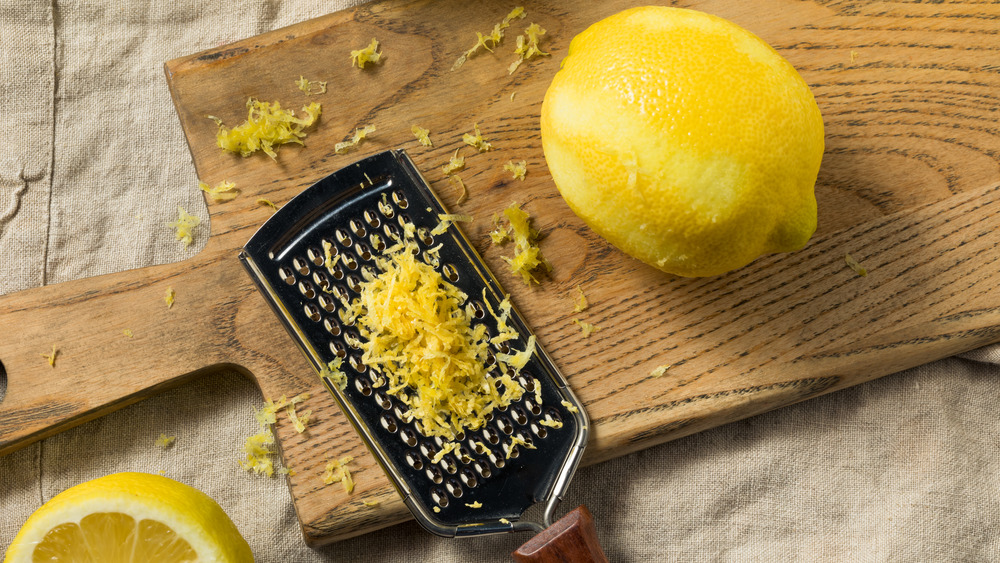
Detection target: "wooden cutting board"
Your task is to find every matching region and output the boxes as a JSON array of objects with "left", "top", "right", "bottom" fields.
[{"left": 2, "top": 0, "right": 1000, "bottom": 546}]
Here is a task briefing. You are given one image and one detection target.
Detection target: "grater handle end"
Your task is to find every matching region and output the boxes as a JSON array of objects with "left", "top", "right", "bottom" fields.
[{"left": 512, "top": 505, "right": 609, "bottom": 563}]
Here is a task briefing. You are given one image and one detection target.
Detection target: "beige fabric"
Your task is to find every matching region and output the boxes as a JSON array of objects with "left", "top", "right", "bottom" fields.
[{"left": 2, "top": 2, "right": 999, "bottom": 561}]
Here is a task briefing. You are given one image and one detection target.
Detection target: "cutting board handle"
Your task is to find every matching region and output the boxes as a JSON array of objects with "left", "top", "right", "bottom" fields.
[{"left": 512, "top": 505, "right": 609, "bottom": 563}]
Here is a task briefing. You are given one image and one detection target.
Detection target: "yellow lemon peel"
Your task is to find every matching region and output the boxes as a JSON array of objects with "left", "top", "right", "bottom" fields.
[
  {"left": 213, "top": 98, "right": 321, "bottom": 160},
  {"left": 351, "top": 38, "right": 383, "bottom": 69}
]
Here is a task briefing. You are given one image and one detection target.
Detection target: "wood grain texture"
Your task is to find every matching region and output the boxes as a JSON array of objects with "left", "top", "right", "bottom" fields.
[{"left": 1, "top": 0, "right": 999, "bottom": 546}]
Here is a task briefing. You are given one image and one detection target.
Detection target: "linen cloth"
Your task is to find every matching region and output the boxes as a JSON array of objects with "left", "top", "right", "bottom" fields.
[{"left": 1, "top": 2, "right": 998, "bottom": 561}]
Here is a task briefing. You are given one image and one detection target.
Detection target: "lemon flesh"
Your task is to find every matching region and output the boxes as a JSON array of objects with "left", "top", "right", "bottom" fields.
[
  {"left": 4, "top": 473, "right": 252, "bottom": 563},
  {"left": 541, "top": 6, "right": 824, "bottom": 277}
]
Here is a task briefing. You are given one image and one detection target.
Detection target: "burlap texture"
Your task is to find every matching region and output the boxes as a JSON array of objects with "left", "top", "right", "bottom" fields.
[{"left": 1, "top": 2, "right": 998, "bottom": 561}]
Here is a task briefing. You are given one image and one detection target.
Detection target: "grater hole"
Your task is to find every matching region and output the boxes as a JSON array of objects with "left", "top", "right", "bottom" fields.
[
  {"left": 369, "top": 370, "right": 386, "bottom": 388},
  {"left": 406, "top": 450, "right": 423, "bottom": 470},
  {"left": 378, "top": 198, "right": 395, "bottom": 219},
  {"left": 496, "top": 416, "right": 514, "bottom": 436},
  {"left": 307, "top": 246, "right": 325, "bottom": 266},
  {"left": 483, "top": 427, "right": 500, "bottom": 445},
  {"left": 445, "top": 478, "right": 463, "bottom": 498},
  {"left": 545, "top": 407, "right": 563, "bottom": 425},
  {"left": 279, "top": 266, "right": 296, "bottom": 285},
  {"left": 401, "top": 428, "right": 418, "bottom": 447},
  {"left": 330, "top": 341, "right": 347, "bottom": 358},
  {"left": 459, "top": 468, "right": 478, "bottom": 488},
  {"left": 355, "top": 377, "right": 372, "bottom": 396},
  {"left": 488, "top": 450, "right": 506, "bottom": 468},
  {"left": 514, "top": 431, "right": 533, "bottom": 448},
  {"left": 331, "top": 285, "right": 349, "bottom": 303},
  {"left": 518, "top": 375, "right": 535, "bottom": 392},
  {"left": 342, "top": 252, "right": 358, "bottom": 270},
  {"left": 426, "top": 466, "right": 444, "bottom": 484},
  {"left": 393, "top": 404, "right": 408, "bottom": 421},
  {"left": 324, "top": 317, "right": 341, "bottom": 335},
  {"left": 380, "top": 413, "right": 398, "bottom": 433},
  {"left": 454, "top": 430, "right": 466, "bottom": 442},
  {"left": 370, "top": 233, "right": 386, "bottom": 252},
  {"left": 318, "top": 294, "right": 336, "bottom": 313},
  {"left": 384, "top": 223, "right": 400, "bottom": 240},
  {"left": 392, "top": 190, "right": 409, "bottom": 209},
  {"left": 511, "top": 406, "right": 528, "bottom": 426},
  {"left": 495, "top": 341, "right": 511, "bottom": 354},
  {"left": 524, "top": 399, "right": 541, "bottom": 416},
  {"left": 468, "top": 439, "right": 485, "bottom": 455},
  {"left": 304, "top": 303, "right": 321, "bottom": 322},
  {"left": 344, "top": 330, "right": 361, "bottom": 349},
  {"left": 484, "top": 349, "right": 496, "bottom": 368},
  {"left": 531, "top": 422, "right": 548, "bottom": 439},
  {"left": 417, "top": 227, "right": 433, "bottom": 246},
  {"left": 506, "top": 443, "right": 521, "bottom": 459},
  {"left": 442, "top": 264, "right": 459, "bottom": 283},
  {"left": 471, "top": 301, "right": 485, "bottom": 319},
  {"left": 440, "top": 454, "right": 458, "bottom": 474},
  {"left": 374, "top": 390, "right": 392, "bottom": 410},
  {"left": 313, "top": 270, "right": 331, "bottom": 292},
  {"left": 350, "top": 219, "right": 367, "bottom": 238},
  {"left": 364, "top": 209, "right": 381, "bottom": 228},
  {"left": 457, "top": 446, "right": 473, "bottom": 464},
  {"left": 330, "top": 265, "right": 345, "bottom": 280},
  {"left": 347, "top": 275, "right": 362, "bottom": 293},
  {"left": 473, "top": 460, "right": 492, "bottom": 478},
  {"left": 292, "top": 256, "right": 310, "bottom": 275},
  {"left": 431, "top": 487, "right": 448, "bottom": 507},
  {"left": 348, "top": 355, "right": 365, "bottom": 372},
  {"left": 298, "top": 280, "right": 316, "bottom": 299},
  {"left": 361, "top": 264, "right": 377, "bottom": 281},
  {"left": 356, "top": 243, "right": 372, "bottom": 262},
  {"left": 335, "top": 228, "right": 353, "bottom": 247},
  {"left": 420, "top": 440, "right": 439, "bottom": 460}
]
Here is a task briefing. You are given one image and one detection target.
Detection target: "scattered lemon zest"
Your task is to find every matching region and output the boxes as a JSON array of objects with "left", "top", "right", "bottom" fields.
[
  {"left": 850, "top": 50, "right": 859, "bottom": 63},
  {"left": 41, "top": 345, "right": 58, "bottom": 367},
  {"left": 497, "top": 203, "right": 551, "bottom": 285},
  {"left": 199, "top": 180, "right": 239, "bottom": 202},
  {"left": 451, "top": 175, "right": 469, "bottom": 204},
  {"left": 335, "top": 124, "right": 377, "bottom": 154},
  {"left": 504, "top": 434, "right": 536, "bottom": 459},
  {"left": 508, "top": 23, "right": 550, "bottom": 74},
  {"left": 538, "top": 419, "right": 563, "bottom": 429},
  {"left": 452, "top": 7, "right": 525, "bottom": 71},
  {"left": 257, "top": 198, "right": 279, "bottom": 211},
  {"left": 411, "top": 125, "right": 433, "bottom": 147},
  {"left": 286, "top": 402, "right": 312, "bottom": 434},
  {"left": 503, "top": 160, "right": 527, "bottom": 180},
  {"left": 466, "top": 501, "right": 483, "bottom": 508},
  {"left": 650, "top": 364, "right": 671, "bottom": 377},
  {"left": 430, "top": 441, "right": 460, "bottom": 464},
  {"left": 561, "top": 400, "right": 579, "bottom": 414},
  {"left": 168, "top": 206, "right": 200, "bottom": 248},
  {"left": 278, "top": 467, "right": 297, "bottom": 476},
  {"left": 572, "top": 319, "right": 601, "bottom": 337},
  {"left": 431, "top": 213, "right": 474, "bottom": 236},
  {"left": 351, "top": 38, "right": 383, "bottom": 69},
  {"left": 155, "top": 434, "right": 176, "bottom": 449},
  {"left": 500, "top": 518, "right": 511, "bottom": 524},
  {"left": 433, "top": 506, "right": 441, "bottom": 513},
  {"left": 165, "top": 287, "right": 176, "bottom": 309},
  {"left": 213, "top": 98, "right": 321, "bottom": 160},
  {"left": 463, "top": 122, "right": 493, "bottom": 153},
  {"left": 442, "top": 149, "right": 466, "bottom": 175},
  {"left": 296, "top": 75, "right": 327, "bottom": 95},
  {"left": 845, "top": 253, "right": 868, "bottom": 277},
  {"left": 510, "top": 91, "right": 516, "bottom": 101},
  {"left": 320, "top": 357, "right": 348, "bottom": 391},
  {"left": 573, "top": 285, "right": 588, "bottom": 313},
  {"left": 240, "top": 393, "right": 309, "bottom": 477},
  {"left": 323, "top": 456, "right": 355, "bottom": 494},
  {"left": 123, "top": 329, "right": 134, "bottom": 339},
  {"left": 363, "top": 499, "right": 379, "bottom": 507},
  {"left": 489, "top": 213, "right": 510, "bottom": 245}
]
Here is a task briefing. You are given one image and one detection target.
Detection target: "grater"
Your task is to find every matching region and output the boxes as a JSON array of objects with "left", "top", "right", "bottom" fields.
[{"left": 239, "top": 149, "right": 589, "bottom": 540}]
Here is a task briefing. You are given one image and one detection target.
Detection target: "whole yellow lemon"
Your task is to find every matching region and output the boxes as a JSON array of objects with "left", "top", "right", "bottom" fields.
[{"left": 540, "top": 6, "right": 824, "bottom": 277}]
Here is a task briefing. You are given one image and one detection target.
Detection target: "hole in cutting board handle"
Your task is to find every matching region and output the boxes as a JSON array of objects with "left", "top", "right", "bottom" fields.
[{"left": 0, "top": 359, "right": 6, "bottom": 404}]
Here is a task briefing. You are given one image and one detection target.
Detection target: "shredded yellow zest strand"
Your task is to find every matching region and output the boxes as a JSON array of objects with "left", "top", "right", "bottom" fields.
[
  {"left": 466, "top": 501, "right": 483, "bottom": 508},
  {"left": 453, "top": 7, "right": 525, "bottom": 71},
  {"left": 199, "top": 180, "right": 239, "bottom": 202},
  {"left": 321, "top": 357, "right": 348, "bottom": 391},
  {"left": 278, "top": 467, "right": 297, "bottom": 476},
  {"left": 504, "top": 434, "right": 536, "bottom": 459},
  {"left": 510, "top": 91, "right": 516, "bottom": 101},
  {"left": 494, "top": 203, "right": 551, "bottom": 285},
  {"left": 165, "top": 287, "right": 175, "bottom": 309},
  {"left": 451, "top": 175, "right": 469, "bottom": 204},
  {"left": 213, "top": 98, "right": 322, "bottom": 160},
  {"left": 240, "top": 393, "right": 309, "bottom": 477},
  {"left": 286, "top": 402, "right": 312, "bottom": 434},
  {"left": 500, "top": 518, "right": 511, "bottom": 524},
  {"left": 335, "top": 124, "right": 377, "bottom": 154},
  {"left": 538, "top": 419, "right": 563, "bottom": 429},
  {"left": 431, "top": 213, "right": 474, "bottom": 236},
  {"left": 156, "top": 434, "right": 176, "bottom": 449},
  {"left": 123, "top": 329, "right": 134, "bottom": 339},
  {"left": 463, "top": 122, "right": 493, "bottom": 153},
  {"left": 845, "top": 253, "right": 868, "bottom": 277},
  {"left": 257, "top": 198, "right": 279, "bottom": 211},
  {"left": 650, "top": 365, "right": 671, "bottom": 377},
  {"left": 347, "top": 240, "right": 528, "bottom": 440},
  {"left": 561, "top": 400, "right": 578, "bottom": 414},
  {"left": 573, "top": 285, "right": 588, "bottom": 313},
  {"left": 323, "top": 456, "right": 355, "bottom": 494},
  {"left": 508, "top": 23, "right": 550, "bottom": 74},
  {"left": 433, "top": 506, "right": 441, "bottom": 513},
  {"left": 442, "top": 149, "right": 466, "bottom": 175},
  {"left": 363, "top": 499, "right": 379, "bottom": 507},
  {"left": 168, "top": 206, "right": 200, "bottom": 248},
  {"left": 296, "top": 76, "right": 327, "bottom": 96},
  {"left": 411, "top": 125, "right": 433, "bottom": 147},
  {"left": 503, "top": 160, "right": 527, "bottom": 180},
  {"left": 41, "top": 345, "right": 58, "bottom": 367},
  {"left": 489, "top": 213, "right": 510, "bottom": 245},
  {"left": 351, "top": 38, "right": 383, "bottom": 69},
  {"left": 572, "top": 319, "right": 601, "bottom": 337}
]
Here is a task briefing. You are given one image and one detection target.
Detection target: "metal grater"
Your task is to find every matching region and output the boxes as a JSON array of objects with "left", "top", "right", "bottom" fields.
[{"left": 239, "top": 149, "right": 588, "bottom": 537}]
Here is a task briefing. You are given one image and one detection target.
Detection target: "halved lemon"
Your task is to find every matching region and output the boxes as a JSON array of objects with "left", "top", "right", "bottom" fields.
[{"left": 4, "top": 472, "right": 252, "bottom": 562}]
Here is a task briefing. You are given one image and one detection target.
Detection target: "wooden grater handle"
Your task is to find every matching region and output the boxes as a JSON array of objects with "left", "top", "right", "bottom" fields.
[{"left": 512, "top": 505, "right": 609, "bottom": 563}]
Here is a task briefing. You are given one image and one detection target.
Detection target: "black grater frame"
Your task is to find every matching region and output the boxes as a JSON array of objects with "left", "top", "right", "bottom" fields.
[{"left": 239, "top": 149, "right": 588, "bottom": 538}]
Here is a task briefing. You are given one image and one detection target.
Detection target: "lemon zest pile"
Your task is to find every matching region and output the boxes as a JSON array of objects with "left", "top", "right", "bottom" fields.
[
  {"left": 845, "top": 253, "right": 868, "bottom": 277},
  {"left": 503, "top": 160, "right": 527, "bottom": 180},
  {"left": 411, "top": 125, "right": 433, "bottom": 147},
  {"left": 335, "top": 124, "right": 377, "bottom": 154},
  {"left": 41, "top": 345, "right": 58, "bottom": 368},
  {"left": 442, "top": 149, "right": 466, "bottom": 175},
  {"left": 213, "top": 98, "right": 321, "bottom": 160},
  {"left": 560, "top": 400, "right": 578, "bottom": 414},
  {"left": 323, "top": 456, "right": 355, "bottom": 494},
  {"left": 199, "top": 180, "right": 239, "bottom": 202},
  {"left": 463, "top": 122, "right": 493, "bottom": 153},
  {"left": 165, "top": 287, "right": 176, "bottom": 309},
  {"left": 452, "top": 7, "right": 525, "bottom": 71},
  {"left": 155, "top": 434, "right": 176, "bottom": 449},
  {"left": 431, "top": 213, "right": 474, "bottom": 236},
  {"left": 168, "top": 206, "right": 200, "bottom": 248},
  {"left": 650, "top": 364, "right": 671, "bottom": 377},
  {"left": 240, "top": 393, "right": 309, "bottom": 477},
  {"left": 257, "top": 198, "right": 279, "bottom": 211},
  {"left": 351, "top": 38, "right": 383, "bottom": 69},
  {"left": 573, "top": 285, "right": 588, "bottom": 313},
  {"left": 508, "top": 23, "right": 550, "bottom": 74},
  {"left": 296, "top": 76, "right": 327, "bottom": 95},
  {"left": 347, "top": 240, "right": 527, "bottom": 440},
  {"left": 572, "top": 319, "right": 601, "bottom": 337},
  {"left": 494, "top": 203, "right": 551, "bottom": 285},
  {"left": 451, "top": 176, "right": 469, "bottom": 204}
]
